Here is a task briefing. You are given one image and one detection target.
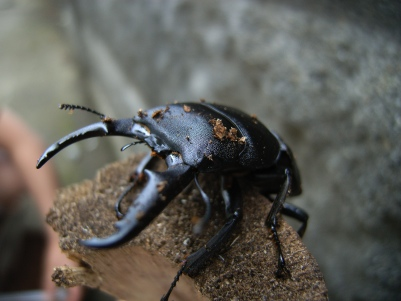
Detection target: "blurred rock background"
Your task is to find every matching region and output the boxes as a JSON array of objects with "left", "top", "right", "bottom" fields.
[{"left": 1, "top": 0, "right": 400, "bottom": 300}]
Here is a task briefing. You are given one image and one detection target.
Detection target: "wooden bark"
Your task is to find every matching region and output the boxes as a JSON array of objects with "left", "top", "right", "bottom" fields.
[{"left": 47, "top": 154, "right": 328, "bottom": 300}]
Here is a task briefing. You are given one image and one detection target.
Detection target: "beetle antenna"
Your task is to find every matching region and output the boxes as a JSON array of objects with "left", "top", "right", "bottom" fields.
[
  {"left": 161, "top": 262, "right": 187, "bottom": 301},
  {"left": 59, "top": 104, "right": 106, "bottom": 120}
]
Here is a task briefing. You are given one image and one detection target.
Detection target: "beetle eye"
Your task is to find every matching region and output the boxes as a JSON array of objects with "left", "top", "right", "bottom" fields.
[{"left": 131, "top": 123, "right": 151, "bottom": 139}]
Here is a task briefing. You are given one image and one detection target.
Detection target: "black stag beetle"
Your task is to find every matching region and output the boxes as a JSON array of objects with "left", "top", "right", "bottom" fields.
[{"left": 37, "top": 101, "right": 308, "bottom": 300}]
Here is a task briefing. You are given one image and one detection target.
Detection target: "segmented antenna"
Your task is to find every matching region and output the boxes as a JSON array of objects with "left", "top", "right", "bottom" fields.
[
  {"left": 161, "top": 262, "right": 187, "bottom": 301},
  {"left": 58, "top": 104, "right": 106, "bottom": 119}
]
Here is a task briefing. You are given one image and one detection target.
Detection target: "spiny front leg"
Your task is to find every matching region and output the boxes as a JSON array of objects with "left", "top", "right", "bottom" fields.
[{"left": 114, "top": 152, "right": 156, "bottom": 219}]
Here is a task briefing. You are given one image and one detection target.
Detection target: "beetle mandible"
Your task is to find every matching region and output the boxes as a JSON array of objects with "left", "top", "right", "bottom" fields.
[{"left": 36, "top": 101, "right": 308, "bottom": 300}]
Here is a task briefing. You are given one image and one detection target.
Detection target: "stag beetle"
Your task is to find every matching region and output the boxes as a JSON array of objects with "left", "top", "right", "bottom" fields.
[{"left": 37, "top": 102, "right": 308, "bottom": 300}]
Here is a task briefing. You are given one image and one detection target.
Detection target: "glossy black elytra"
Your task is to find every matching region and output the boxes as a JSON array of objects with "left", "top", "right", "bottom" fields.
[{"left": 36, "top": 102, "right": 308, "bottom": 300}]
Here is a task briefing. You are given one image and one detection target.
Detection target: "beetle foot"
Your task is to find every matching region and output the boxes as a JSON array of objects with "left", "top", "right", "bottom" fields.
[
  {"left": 268, "top": 216, "right": 292, "bottom": 279},
  {"left": 275, "top": 253, "right": 291, "bottom": 279},
  {"left": 276, "top": 267, "right": 291, "bottom": 279}
]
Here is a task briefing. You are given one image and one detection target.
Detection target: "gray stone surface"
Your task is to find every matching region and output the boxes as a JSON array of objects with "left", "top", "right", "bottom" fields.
[{"left": 2, "top": 0, "right": 400, "bottom": 300}]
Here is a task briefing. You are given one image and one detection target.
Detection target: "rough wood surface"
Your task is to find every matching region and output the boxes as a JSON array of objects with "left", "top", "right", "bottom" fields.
[{"left": 47, "top": 154, "right": 328, "bottom": 301}]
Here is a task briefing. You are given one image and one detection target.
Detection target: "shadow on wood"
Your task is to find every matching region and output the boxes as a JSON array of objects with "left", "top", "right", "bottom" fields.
[{"left": 47, "top": 154, "right": 328, "bottom": 300}]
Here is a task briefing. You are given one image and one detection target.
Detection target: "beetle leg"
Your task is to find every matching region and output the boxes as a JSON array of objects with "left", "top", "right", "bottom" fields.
[
  {"left": 280, "top": 203, "right": 308, "bottom": 237},
  {"left": 80, "top": 155, "right": 195, "bottom": 248},
  {"left": 269, "top": 215, "right": 291, "bottom": 278},
  {"left": 264, "top": 195, "right": 309, "bottom": 237},
  {"left": 162, "top": 176, "right": 242, "bottom": 301},
  {"left": 192, "top": 174, "right": 212, "bottom": 234},
  {"left": 265, "top": 169, "right": 292, "bottom": 278},
  {"left": 183, "top": 176, "right": 242, "bottom": 276},
  {"left": 114, "top": 152, "right": 156, "bottom": 218}
]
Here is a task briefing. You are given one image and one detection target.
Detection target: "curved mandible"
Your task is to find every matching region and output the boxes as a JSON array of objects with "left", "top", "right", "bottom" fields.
[
  {"left": 36, "top": 122, "right": 107, "bottom": 168},
  {"left": 36, "top": 118, "right": 139, "bottom": 169},
  {"left": 80, "top": 162, "right": 195, "bottom": 248}
]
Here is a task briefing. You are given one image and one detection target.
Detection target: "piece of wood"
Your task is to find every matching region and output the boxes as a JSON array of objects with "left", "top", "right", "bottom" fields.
[{"left": 47, "top": 154, "right": 328, "bottom": 300}]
